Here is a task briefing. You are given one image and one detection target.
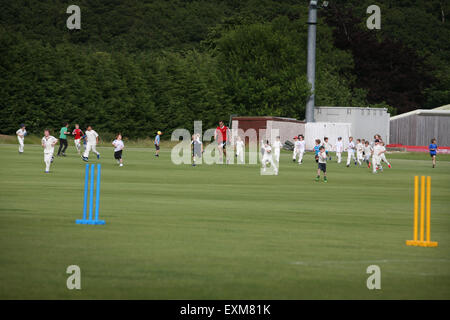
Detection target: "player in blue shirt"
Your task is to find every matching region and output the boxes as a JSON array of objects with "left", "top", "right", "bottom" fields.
[
  {"left": 154, "top": 131, "right": 162, "bottom": 157},
  {"left": 314, "top": 139, "right": 321, "bottom": 163},
  {"left": 429, "top": 138, "right": 438, "bottom": 168}
]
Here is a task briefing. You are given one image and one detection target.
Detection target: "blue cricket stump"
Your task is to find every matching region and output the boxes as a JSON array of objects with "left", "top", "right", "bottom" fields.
[{"left": 76, "top": 164, "right": 105, "bottom": 225}]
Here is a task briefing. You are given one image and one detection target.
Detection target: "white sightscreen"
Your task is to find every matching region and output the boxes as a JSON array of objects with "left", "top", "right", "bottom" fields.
[{"left": 305, "top": 122, "right": 352, "bottom": 151}]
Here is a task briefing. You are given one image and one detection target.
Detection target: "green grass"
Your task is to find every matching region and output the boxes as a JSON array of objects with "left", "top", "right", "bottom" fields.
[{"left": 0, "top": 143, "right": 449, "bottom": 299}]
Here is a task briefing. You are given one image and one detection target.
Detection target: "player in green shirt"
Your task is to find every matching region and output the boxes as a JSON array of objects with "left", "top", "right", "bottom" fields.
[{"left": 57, "top": 122, "right": 70, "bottom": 156}]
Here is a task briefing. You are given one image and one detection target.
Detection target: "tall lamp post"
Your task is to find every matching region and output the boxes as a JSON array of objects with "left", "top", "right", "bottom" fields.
[{"left": 305, "top": 1, "right": 328, "bottom": 123}]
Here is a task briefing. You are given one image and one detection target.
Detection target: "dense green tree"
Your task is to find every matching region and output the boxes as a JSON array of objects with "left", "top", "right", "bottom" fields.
[
  {"left": 0, "top": 1, "right": 448, "bottom": 137},
  {"left": 212, "top": 16, "right": 364, "bottom": 119},
  {"left": 325, "top": 0, "right": 450, "bottom": 110}
]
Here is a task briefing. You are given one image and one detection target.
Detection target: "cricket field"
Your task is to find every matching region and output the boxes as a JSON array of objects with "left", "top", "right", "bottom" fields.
[{"left": 0, "top": 143, "right": 449, "bottom": 299}]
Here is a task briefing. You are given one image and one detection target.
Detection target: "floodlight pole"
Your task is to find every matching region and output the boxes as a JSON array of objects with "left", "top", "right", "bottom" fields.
[{"left": 305, "top": 1, "right": 318, "bottom": 123}]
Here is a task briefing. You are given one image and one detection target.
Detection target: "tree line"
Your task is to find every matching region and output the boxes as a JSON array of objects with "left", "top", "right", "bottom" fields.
[{"left": 0, "top": 0, "right": 448, "bottom": 138}]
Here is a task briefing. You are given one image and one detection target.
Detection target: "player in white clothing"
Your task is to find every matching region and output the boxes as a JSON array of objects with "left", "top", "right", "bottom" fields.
[
  {"left": 272, "top": 136, "right": 283, "bottom": 163},
  {"left": 335, "top": 137, "right": 343, "bottom": 163},
  {"left": 363, "top": 141, "right": 373, "bottom": 168},
  {"left": 292, "top": 136, "right": 300, "bottom": 163},
  {"left": 16, "top": 124, "right": 27, "bottom": 154},
  {"left": 372, "top": 139, "right": 384, "bottom": 173},
  {"left": 192, "top": 133, "right": 203, "bottom": 166},
  {"left": 356, "top": 139, "right": 364, "bottom": 165},
  {"left": 315, "top": 146, "right": 328, "bottom": 182},
  {"left": 379, "top": 141, "right": 391, "bottom": 168},
  {"left": 322, "top": 137, "right": 332, "bottom": 161},
  {"left": 297, "top": 135, "right": 305, "bottom": 164},
  {"left": 82, "top": 126, "right": 100, "bottom": 161},
  {"left": 260, "top": 139, "right": 266, "bottom": 161},
  {"left": 346, "top": 137, "right": 357, "bottom": 167},
  {"left": 235, "top": 136, "right": 245, "bottom": 164},
  {"left": 112, "top": 134, "right": 124, "bottom": 167},
  {"left": 261, "top": 140, "right": 278, "bottom": 175},
  {"left": 41, "top": 129, "right": 58, "bottom": 173}
]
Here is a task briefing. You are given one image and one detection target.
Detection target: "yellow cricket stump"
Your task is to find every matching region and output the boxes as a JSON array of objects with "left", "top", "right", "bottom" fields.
[{"left": 406, "top": 176, "right": 438, "bottom": 247}]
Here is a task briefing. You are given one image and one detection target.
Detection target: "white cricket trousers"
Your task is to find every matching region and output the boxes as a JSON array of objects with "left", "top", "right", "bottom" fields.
[
  {"left": 336, "top": 152, "right": 342, "bottom": 163},
  {"left": 292, "top": 148, "right": 299, "bottom": 160},
  {"left": 83, "top": 143, "right": 99, "bottom": 158},
  {"left": 380, "top": 154, "right": 390, "bottom": 165},
  {"left": 357, "top": 151, "right": 363, "bottom": 164},
  {"left": 372, "top": 156, "right": 381, "bottom": 172},
  {"left": 347, "top": 150, "right": 356, "bottom": 165},
  {"left": 274, "top": 149, "right": 280, "bottom": 163},
  {"left": 298, "top": 150, "right": 304, "bottom": 163},
  {"left": 44, "top": 153, "right": 53, "bottom": 172},
  {"left": 74, "top": 139, "right": 81, "bottom": 152},
  {"left": 236, "top": 148, "right": 244, "bottom": 163},
  {"left": 18, "top": 137, "right": 24, "bottom": 153}
]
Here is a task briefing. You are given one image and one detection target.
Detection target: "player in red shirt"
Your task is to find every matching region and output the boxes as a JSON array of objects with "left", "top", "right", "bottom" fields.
[
  {"left": 214, "top": 120, "right": 229, "bottom": 164},
  {"left": 72, "top": 124, "right": 84, "bottom": 154}
]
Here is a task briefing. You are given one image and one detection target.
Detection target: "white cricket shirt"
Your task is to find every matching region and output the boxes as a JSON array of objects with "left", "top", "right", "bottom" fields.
[
  {"left": 42, "top": 136, "right": 57, "bottom": 154},
  {"left": 85, "top": 130, "right": 99, "bottom": 144}
]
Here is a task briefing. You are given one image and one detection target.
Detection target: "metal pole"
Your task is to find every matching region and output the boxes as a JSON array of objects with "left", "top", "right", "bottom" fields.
[{"left": 306, "top": 1, "right": 318, "bottom": 123}]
